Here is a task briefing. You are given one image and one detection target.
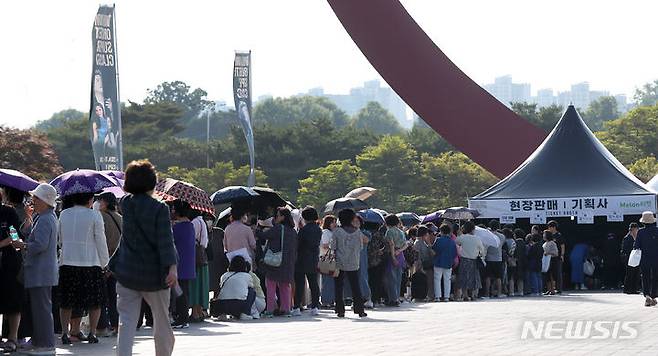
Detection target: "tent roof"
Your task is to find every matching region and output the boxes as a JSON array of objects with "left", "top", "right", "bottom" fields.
[
  {"left": 648, "top": 174, "right": 658, "bottom": 193},
  {"left": 473, "top": 105, "right": 654, "bottom": 200}
]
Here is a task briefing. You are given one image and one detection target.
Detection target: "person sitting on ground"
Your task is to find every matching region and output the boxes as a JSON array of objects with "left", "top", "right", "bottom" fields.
[{"left": 216, "top": 256, "right": 256, "bottom": 320}]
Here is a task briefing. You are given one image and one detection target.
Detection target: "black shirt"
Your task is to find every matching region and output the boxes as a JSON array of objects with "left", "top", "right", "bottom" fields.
[{"left": 554, "top": 232, "right": 565, "bottom": 257}]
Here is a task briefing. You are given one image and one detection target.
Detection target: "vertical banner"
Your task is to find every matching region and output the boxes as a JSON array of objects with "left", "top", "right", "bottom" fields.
[
  {"left": 89, "top": 5, "right": 123, "bottom": 171},
  {"left": 233, "top": 51, "right": 255, "bottom": 187}
]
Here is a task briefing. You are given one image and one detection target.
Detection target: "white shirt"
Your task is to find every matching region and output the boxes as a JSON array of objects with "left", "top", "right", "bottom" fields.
[
  {"left": 320, "top": 229, "right": 333, "bottom": 255},
  {"left": 192, "top": 216, "right": 208, "bottom": 248},
  {"left": 58, "top": 206, "right": 110, "bottom": 268},
  {"left": 218, "top": 272, "right": 253, "bottom": 300}
]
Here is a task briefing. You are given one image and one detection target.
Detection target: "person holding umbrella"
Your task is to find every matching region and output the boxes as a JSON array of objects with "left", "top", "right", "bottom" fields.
[{"left": 10, "top": 184, "right": 58, "bottom": 355}]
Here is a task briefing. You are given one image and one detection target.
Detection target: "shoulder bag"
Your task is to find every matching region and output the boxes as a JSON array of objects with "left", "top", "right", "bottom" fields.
[{"left": 263, "top": 226, "right": 284, "bottom": 267}]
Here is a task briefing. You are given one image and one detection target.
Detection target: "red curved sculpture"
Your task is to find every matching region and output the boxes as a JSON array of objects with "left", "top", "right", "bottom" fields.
[{"left": 327, "top": 0, "right": 547, "bottom": 178}]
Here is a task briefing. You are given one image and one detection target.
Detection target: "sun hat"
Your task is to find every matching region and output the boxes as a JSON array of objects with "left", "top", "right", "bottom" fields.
[
  {"left": 639, "top": 211, "right": 656, "bottom": 224},
  {"left": 29, "top": 183, "right": 58, "bottom": 208}
]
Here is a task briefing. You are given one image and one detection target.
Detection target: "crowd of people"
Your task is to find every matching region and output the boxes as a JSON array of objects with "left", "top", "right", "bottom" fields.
[{"left": 1, "top": 159, "right": 658, "bottom": 355}]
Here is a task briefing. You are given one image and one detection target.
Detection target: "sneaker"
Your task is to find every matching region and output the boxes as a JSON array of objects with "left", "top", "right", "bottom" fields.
[
  {"left": 171, "top": 323, "right": 189, "bottom": 329},
  {"left": 434, "top": 298, "right": 441, "bottom": 302},
  {"left": 364, "top": 300, "right": 374, "bottom": 309},
  {"left": 24, "top": 347, "right": 56, "bottom": 355},
  {"left": 358, "top": 312, "right": 368, "bottom": 318},
  {"left": 0, "top": 340, "right": 17, "bottom": 352},
  {"left": 87, "top": 334, "right": 99, "bottom": 344},
  {"left": 239, "top": 313, "right": 254, "bottom": 320},
  {"left": 262, "top": 311, "right": 274, "bottom": 318},
  {"left": 645, "top": 297, "right": 653, "bottom": 307},
  {"left": 310, "top": 307, "right": 319, "bottom": 316},
  {"left": 290, "top": 308, "right": 302, "bottom": 317},
  {"left": 652, "top": 298, "right": 657, "bottom": 306}
]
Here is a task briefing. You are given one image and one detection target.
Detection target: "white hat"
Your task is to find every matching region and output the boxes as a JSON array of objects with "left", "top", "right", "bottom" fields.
[
  {"left": 30, "top": 183, "right": 57, "bottom": 207},
  {"left": 640, "top": 211, "right": 656, "bottom": 224}
]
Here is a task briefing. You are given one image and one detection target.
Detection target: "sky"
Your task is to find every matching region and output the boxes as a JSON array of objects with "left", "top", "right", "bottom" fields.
[{"left": 1, "top": 0, "right": 657, "bottom": 128}]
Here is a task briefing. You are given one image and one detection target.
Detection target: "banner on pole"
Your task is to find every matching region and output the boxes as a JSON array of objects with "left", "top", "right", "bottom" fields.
[
  {"left": 233, "top": 51, "right": 255, "bottom": 187},
  {"left": 89, "top": 5, "right": 122, "bottom": 171}
]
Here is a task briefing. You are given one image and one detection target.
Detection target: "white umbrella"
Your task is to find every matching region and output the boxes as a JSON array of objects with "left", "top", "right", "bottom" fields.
[
  {"left": 345, "top": 187, "right": 377, "bottom": 201},
  {"left": 474, "top": 226, "right": 500, "bottom": 248}
]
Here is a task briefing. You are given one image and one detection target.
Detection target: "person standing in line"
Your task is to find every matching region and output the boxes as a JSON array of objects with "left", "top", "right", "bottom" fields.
[
  {"left": 432, "top": 224, "right": 457, "bottom": 302},
  {"left": 356, "top": 216, "right": 373, "bottom": 308},
  {"left": 546, "top": 221, "right": 565, "bottom": 294},
  {"left": 257, "top": 207, "right": 298, "bottom": 317},
  {"left": 570, "top": 242, "right": 589, "bottom": 290},
  {"left": 512, "top": 229, "right": 527, "bottom": 296},
  {"left": 169, "top": 200, "right": 195, "bottom": 329},
  {"left": 95, "top": 192, "right": 122, "bottom": 337},
  {"left": 189, "top": 212, "right": 210, "bottom": 323},
  {"left": 542, "top": 231, "right": 559, "bottom": 295},
  {"left": 502, "top": 228, "right": 517, "bottom": 297},
  {"left": 384, "top": 215, "right": 409, "bottom": 306},
  {"left": 634, "top": 212, "right": 658, "bottom": 307},
  {"left": 224, "top": 210, "right": 257, "bottom": 263},
  {"left": 526, "top": 234, "right": 544, "bottom": 296},
  {"left": 110, "top": 160, "right": 178, "bottom": 356},
  {"left": 484, "top": 220, "right": 505, "bottom": 298},
  {"left": 319, "top": 215, "right": 337, "bottom": 308},
  {"left": 622, "top": 223, "right": 640, "bottom": 294},
  {"left": 331, "top": 209, "right": 367, "bottom": 318},
  {"left": 292, "top": 207, "right": 322, "bottom": 317},
  {"left": 414, "top": 225, "right": 435, "bottom": 301},
  {"left": 455, "top": 221, "right": 485, "bottom": 301},
  {"left": 58, "top": 191, "right": 109, "bottom": 345},
  {"left": 367, "top": 224, "right": 388, "bottom": 306},
  {"left": 11, "top": 184, "right": 58, "bottom": 355}
]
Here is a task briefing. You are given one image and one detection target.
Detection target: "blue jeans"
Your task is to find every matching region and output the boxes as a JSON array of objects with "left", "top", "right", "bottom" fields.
[
  {"left": 345, "top": 247, "right": 372, "bottom": 300},
  {"left": 321, "top": 274, "right": 335, "bottom": 305},
  {"left": 386, "top": 262, "right": 403, "bottom": 303},
  {"left": 529, "top": 272, "right": 543, "bottom": 294}
]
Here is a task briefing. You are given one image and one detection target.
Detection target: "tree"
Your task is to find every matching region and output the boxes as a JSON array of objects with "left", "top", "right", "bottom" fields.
[
  {"left": 512, "top": 102, "right": 563, "bottom": 132},
  {"left": 35, "top": 109, "right": 86, "bottom": 131},
  {"left": 406, "top": 123, "right": 452, "bottom": 156},
  {"left": 0, "top": 126, "right": 63, "bottom": 181},
  {"left": 583, "top": 96, "right": 619, "bottom": 130},
  {"left": 40, "top": 116, "right": 95, "bottom": 170},
  {"left": 628, "top": 156, "right": 658, "bottom": 183},
  {"left": 597, "top": 104, "right": 658, "bottom": 165},
  {"left": 122, "top": 101, "right": 186, "bottom": 144},
  {"left": 356, "top": 136, "right": 419, "bottom": 211},
  {"left": 179, "top": 109, "right": 238, "bottom": 141},
  {"left": 253, "top": 96, "right": 349, "bottom": 128},
  {"left": 634, "top": 80, "right": 658, "bottom": 107},
  {"left": 415, "top": 152, "right": 498, "bottom": 212},
  {"left": 144, "top": 81, "right": 211, "bottom": 122},
  {"left": 351, "top": 101, "right": 403, "bottom": 135},
  {"left": 161, "top": 162, "right": 267, "bottom": 193},
  {"left": 297, "top": 160, "right": 363, "bottom": 210}
]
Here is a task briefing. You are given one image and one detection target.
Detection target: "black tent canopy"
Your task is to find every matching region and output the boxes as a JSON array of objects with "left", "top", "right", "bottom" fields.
[{"left": 469, "top": 105, "right": 656, "bottom": 223}]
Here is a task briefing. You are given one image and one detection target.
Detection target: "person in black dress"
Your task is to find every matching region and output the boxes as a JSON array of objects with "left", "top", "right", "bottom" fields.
[{"left": 0, "top": 199, "right": 25, "bottom": 353}]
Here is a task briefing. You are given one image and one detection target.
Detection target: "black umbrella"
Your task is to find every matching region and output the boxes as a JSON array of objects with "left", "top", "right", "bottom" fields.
[
  {"left": 324, "top": 197, "right": 369, "bottom": 214},
  {"left": 252, "top": 187, "right": 290, "bottom": 209},
  {"left": 441, "top": 207, "right": 480, "bottom": 220},
  {"left": 210, "top": 186, "right": 259, "bottom": 205},
  {"left": 396, "top": 212, "right": 421, "bottom": 227}
]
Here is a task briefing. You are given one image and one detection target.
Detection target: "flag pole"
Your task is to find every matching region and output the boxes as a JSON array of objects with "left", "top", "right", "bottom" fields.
[{"left": 112, "top": 3, "right": 124, "bottom": 170}]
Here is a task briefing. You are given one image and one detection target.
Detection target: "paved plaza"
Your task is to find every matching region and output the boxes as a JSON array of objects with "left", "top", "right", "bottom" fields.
[{"left": 51, "top": 292, "right": 658, "bottom": 356}]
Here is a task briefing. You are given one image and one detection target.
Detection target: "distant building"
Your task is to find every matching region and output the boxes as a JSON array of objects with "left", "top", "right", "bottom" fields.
[
  {"left": 306, "top": 80, "right": 411, "bottom": 128},
  {"left": 483, "top": 76, "right": 626, "bottom": 111}
]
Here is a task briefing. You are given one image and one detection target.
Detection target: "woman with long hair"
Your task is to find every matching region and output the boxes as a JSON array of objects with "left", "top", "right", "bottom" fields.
[{"left": 320, "top": 215, "right": 337, "bottom": 307}]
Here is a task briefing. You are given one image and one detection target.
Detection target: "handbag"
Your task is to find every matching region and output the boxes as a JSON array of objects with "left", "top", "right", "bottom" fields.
[
  {"left": 263, "top": 226, "right": 284, "bottom": 267},
  {"left": 583, "top": 259, "right": 596, "bottom": 276},
  {"left": 317, "top": 249, "right": 337, "bottom": 275},
  {"left": 627, "top": 249, "right": 641, "bottom": 268},
  {"left": 541, "top": 255, "right": 551, "bottom": 273}
]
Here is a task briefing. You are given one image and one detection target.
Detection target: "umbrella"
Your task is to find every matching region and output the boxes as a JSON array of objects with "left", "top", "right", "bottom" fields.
[
  {"left": 101, "top": 178, "right": 125, "bottom": 199},
  {"left": 372, "top": 208, "right": 389, "bottom": 217},
  {"left": 50, "top": 169, "right": 119, "bottom": 197},
  {"left": 210, "top": 186, "right": 259, "bottom": 205},
  {"left": 441, "top": 207, "right": 480, "bottom": 220},
  {"left": 101, "top": 170, "right": 125, "bottom": 180},
  {"left": 345, "top": 186, "right": 377, "bottom": 201},
  {"left": 396, "top": 212, "right": 421, "bottom": 227},
  {"left": 422, "top": 210, "right": 445, "bottom": 224},
  {"left": 155, "top": 178, "right": 214, "bottom": 215},
  {"left": 474, "top": 226, "right": 501, "bottom": 248},
  {"left": 0, "top": 169, "right": 39, "bottom": 192},
  {"left": 358, "top": 209, "right": 385, "bottom": 225},
  {"left": 324, "top": 197, "right": 368, "bottom": 214},
  {"left": 252, "top": 187, "right": 290, "bottom": 209}
]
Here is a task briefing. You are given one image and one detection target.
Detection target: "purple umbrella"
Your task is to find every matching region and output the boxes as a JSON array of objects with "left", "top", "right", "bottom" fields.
[
  {"left": 50, "top": 169, "right": 119, "bottom": 197},
  {"left": 101, "top": 170, "right": 125, "bottom": 180},
  {"left": 101, "top": 179, "right": 125, "bottom": 198},
  {"left": 0, "top": 169, "right": 40, "bottom": 192},
  {"left": 422, "top": 210, "right": 445, "bottom": 224}
]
